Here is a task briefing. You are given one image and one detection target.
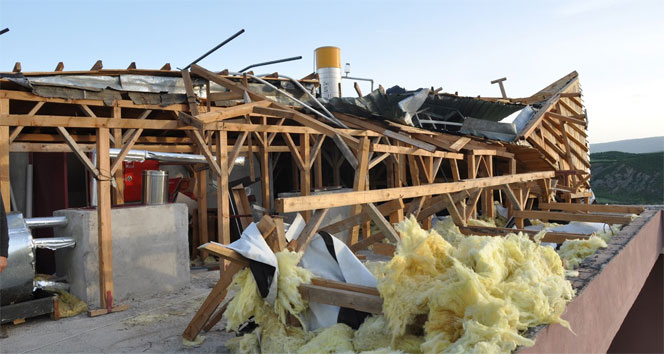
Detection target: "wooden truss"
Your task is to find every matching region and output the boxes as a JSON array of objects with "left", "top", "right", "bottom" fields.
[{"left": 0, "top": 64, "right": 605, "bottom": 326}]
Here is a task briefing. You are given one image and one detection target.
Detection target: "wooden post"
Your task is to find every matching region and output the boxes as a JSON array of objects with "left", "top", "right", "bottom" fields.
[
  {"left": 314, "top": 150, "right": 323, "bottom": 189},
  {"left": 96, "top": 127, "right": 114, "bottom": 309},
  {"left": 0, "top": 99, "right": 9, "bottom": 212},
  {"left": 260, "top": 130, "right": 270, "bottom": 210},
  {"left": 300, "top": 133, "right": 311, "bottom": 221},
  {"left": 216, "top": 131, "right": 230, "bottom": 250},
  {"left": 466, "top": 154, "right": 477, "bottom": 218},
  {"left": 333, "top": 150, "right": 343, "bottom": 187},
  {"left": 483, "top": 156, "right": 494, "bottom": 219},
  {"left": 196, "top": 170, "right": 208, "bottom": 260},
  {"left": 386, "top": 159, "right": 404, "bottom": 224},
  {"left": 348, "top": 137, "right": 370, "bottom": 245},
  {"left": 112, "top": 105, "right": 124, "bottom": 204}
]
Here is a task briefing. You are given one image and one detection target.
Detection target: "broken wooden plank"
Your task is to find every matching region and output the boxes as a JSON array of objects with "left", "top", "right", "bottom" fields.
[
  {"left": 511, "top": 210, "right": 633, "bottom": 225},
  {"left": 538, "top": 202, "right": 644, "bottom": 215},
  {"left": 298, "top": 284, "right": 382, "bottom": 314}
]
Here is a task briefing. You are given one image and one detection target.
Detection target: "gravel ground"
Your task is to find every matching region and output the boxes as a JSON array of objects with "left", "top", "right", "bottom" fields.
[{"left": 1, "top": 269, "right": 236, "bottom": 354}]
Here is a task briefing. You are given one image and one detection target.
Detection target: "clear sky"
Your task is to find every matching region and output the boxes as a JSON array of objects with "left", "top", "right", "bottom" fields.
[{"left": 1, "top": 0, "right": 662, "bottom": 143}]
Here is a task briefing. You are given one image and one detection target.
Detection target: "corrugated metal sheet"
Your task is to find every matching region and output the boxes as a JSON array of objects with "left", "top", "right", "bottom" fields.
[{"left": 424, "top": 94, "right": 524, "bottom": 122}]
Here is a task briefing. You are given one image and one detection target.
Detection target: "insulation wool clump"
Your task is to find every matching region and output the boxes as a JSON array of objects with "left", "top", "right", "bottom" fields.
[
  {"left": 296, "top": 323, "right": 355, "bottom": 353},
  {"left": 224, "top": 250, "right": 314, "bottom": 353},
  {"left": 557, "top": 236, "right": 607, "bottom": 269},
  {"left": 379, "top": 216, "right": 574, "bottom": 353},
  {"left": 352, "top": 315, "right": 424, "bottom": 353}
]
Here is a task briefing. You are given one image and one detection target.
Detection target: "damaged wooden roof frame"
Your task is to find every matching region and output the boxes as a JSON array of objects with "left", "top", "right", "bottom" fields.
[{"left": 0, "top": 61, "right": 608, "bottom": 331}]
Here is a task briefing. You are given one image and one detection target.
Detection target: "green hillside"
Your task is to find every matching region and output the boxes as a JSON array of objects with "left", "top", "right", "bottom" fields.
[{"left": 590, "top": 151, "right": 664, "bottom": 205}]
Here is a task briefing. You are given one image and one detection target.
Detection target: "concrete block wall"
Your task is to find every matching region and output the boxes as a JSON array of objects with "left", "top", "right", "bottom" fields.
[{"left": 54, "top": 203, "right": 190, "bottom": 308}]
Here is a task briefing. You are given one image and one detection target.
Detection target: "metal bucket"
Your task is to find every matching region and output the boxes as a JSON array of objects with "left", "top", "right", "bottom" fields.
[{"left": 142, "top": 170, "right": 169, "bottom": 205}]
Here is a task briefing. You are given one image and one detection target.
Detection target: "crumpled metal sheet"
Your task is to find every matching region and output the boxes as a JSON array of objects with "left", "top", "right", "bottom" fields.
[
  {"left": 459, "top": 105, "right": 537, "bottom": 142},
  {"left": 32, "top": 85, "right": 123, "bottom": 106},
  {"left": 325, "top": 88, "right": 429, "bottom": 126},
  {"left": 460, "top": 117, "right": 519, "bottom": 142}
]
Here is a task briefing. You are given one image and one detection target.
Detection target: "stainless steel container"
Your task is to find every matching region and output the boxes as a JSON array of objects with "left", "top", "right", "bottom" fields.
[
  {"left": 0, "top": 213, "right": 76, "bottom": 306},
  {"left": 142, "top": 170, "right": 169, "bottom": 205},
  {"left": 1, "top": 213, "right": 35, "bottom": 306}
]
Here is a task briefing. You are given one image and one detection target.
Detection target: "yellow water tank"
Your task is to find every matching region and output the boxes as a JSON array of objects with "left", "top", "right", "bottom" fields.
[{"left": 315, "top": 46, "right": 342, "bottom": 99}]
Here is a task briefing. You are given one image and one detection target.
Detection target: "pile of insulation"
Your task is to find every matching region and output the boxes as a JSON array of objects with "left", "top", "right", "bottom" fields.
[
  {"left": 557, "top": 224, "right": 621, "bottom": 269},
  {"left": 225, "top": 217, "right": 575, "bottom": 353}
]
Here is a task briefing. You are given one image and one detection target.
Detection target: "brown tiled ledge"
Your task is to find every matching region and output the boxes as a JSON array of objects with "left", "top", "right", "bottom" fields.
[{"left": 518, "top": 208, "right": 663, "bottom": 353}]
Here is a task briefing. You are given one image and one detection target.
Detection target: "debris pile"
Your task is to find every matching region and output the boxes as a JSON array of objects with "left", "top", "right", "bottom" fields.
[{"left": 224, "top": 216, "right": 576, "bottom": 353}]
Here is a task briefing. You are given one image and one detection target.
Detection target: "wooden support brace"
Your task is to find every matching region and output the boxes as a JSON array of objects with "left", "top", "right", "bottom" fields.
[
  {"left": 442, "top": 193, "right": 466, "bottom": 226},
  {"left": 290, "top": 208, "right": 329, "bottom": 253},
  {"left": 362, "top": 203, "right": 400, "bottom": 243},
  {"left": 110, "top": 128, "right": 143, "bottom": 176}
]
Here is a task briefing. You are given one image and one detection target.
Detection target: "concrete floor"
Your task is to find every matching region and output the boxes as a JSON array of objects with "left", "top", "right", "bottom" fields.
[{"left": 1, "top": 270, "right": 235, "bottom": 354}]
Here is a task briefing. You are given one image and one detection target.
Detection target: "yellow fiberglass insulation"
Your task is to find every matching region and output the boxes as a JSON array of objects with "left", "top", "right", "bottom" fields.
[
  {"left": 225, "top": 331, "right": 260, "bottom": 354},
  {"left": 296, "top": 323, "right": 355, "bottom": 353},
  {"left": 224, "top": 250, "right": 314, "bottom": 353},
  {"left": 379, "top": 216, "right": 574, "bottom": 353},
  {"left": 353, "top": 315, "right": 424, "bottom": 353},
  {"left": 558, "top": 236, "right": 607, "bottom": 269},
  {"left": 274, "top": 250, "right": 314, "bottom": 326}
]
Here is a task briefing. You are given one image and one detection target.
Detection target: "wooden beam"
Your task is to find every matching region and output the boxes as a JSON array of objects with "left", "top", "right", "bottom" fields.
[
  {"left": 56, "top": 127, "right": 100, "bottom": 177},
  {"left": 216, "top": 131, "right": 230, "bottom": 250},
  {"left": 458, "top": 226, "right": 591, "bottom": 244},
  {"left": 450, "top": 137, "right": 471, "bottom": 151},
  {"left": 182, "top": 262, "right": 244, "bottom": 341},
  {"left": 259, "top": 130, "right": 270, "bottom": 210},
  {"left": 282, "top": 133, "right": 305, "bottom": 169},
  {"left": 333, "top": 133, "right": 358, "bottom": 169},
  {"left": 546, "top": 111, "right": 586, "bottom": 127},
  {"left": 320, "top": 199, "right": 404, "bottom": 235},
  {"left": 368, "top": 152, "right": 390, "bottom": 170},
  {"left": 336, "top": 113, "right": 436, "bottom": 152},
  {"left": 501, "top": 184, "right": 523, "bottom": 211},
  {"left": 0, "top": 89, "right": 192, "bottom": 112},
  {"left": 308, "top": 135, "right": 325, "bottom": 170},
  {"left": 0, "top": 99, "right": 9, "bottom": 211},
  {"left": 8, "top": 102, "right": 44, "bottom": 144},
  {"left": 512, "top": 210, "right": 633, "bottom": 225},
  {"left": 442, "top": 193, "right": 466, "bottom": 226},
  {"left": 90, "top": 60, "right": 103, "bottom": 71},
  {"left": 292, "top": 208, "right": 329, "bottom": 253},
  {"left": 188, "top": 130, "right": 222, "bottom": 178},
  {"left": 227, "top": 132, "right": 248, "bottom": 175},
  {"left": 362, "top": 203, "right": 400, "bottom": 243},
  {"left": 300, "top": 133, "right": 311, "bottom": 221},
  {"left": 198, "top": 101, "right": 271, "bottom": 123},
  {"left": 299, "top": 284, "right": 382, "bottom": 314},
  {"left": 538, "top": 202, "right": 644, "bottom": 215},
  {"left": 276, "top": 171, "right": 555, "bottom": 213},
  {"left": 190, "top": 64, "right": 358, "bottom": 148},
  {"left": 371, "top": 143, "right": 463, "bottom": 159},
  {"left": 349, "top": 137, "right": 370, "bottom": 245},
  {"left": 349, "top": 232, "right": 386, "bottom": 252},
  {"left": 96, "top": 127, "right": 113, "bottom": 310},
  {"left": 110, "top": 128, "right": 143, "bottom": 176},
  {"left": 311, "top": 278, "right": 380, "bottom": 297}
]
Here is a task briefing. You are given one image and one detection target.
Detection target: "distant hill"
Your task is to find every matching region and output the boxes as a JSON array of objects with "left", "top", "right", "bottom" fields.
[
  {"left": 590, "top": 136, "right": 664, "bottom": 154},
  {"left": 590, "top": 151, "right": 663, "bottom": 205}
]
